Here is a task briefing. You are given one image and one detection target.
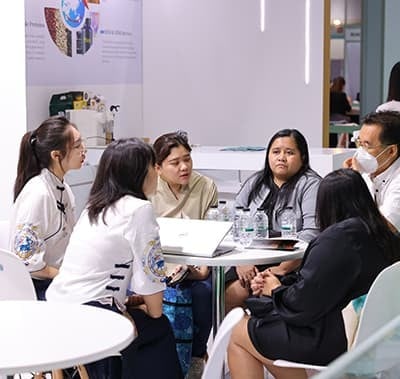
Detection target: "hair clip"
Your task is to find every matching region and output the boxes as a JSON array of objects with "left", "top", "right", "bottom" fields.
[
  {"left": 29, "top": 136, "right": 37, "bottom": 147},
  {"left": 175, "top": 129, "right": 188, "bottom": 141}
]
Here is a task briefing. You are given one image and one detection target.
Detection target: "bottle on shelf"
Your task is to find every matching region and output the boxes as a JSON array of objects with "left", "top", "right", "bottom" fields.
[
  {"left": 82, "top": 17, "right": 93, "bottom": 53},
  {"left": 232, "top": 206, "right": 244, "bottom": 242},
  {"left": 204, "top": 205, "right": 219, "bottom": 221},
  {"left": 76, "top": 30, "right": 84, "bottom": 55},
  {"left": 218, "top": 200, "right": 231, "bottom": 222},
  {"left": 239, "top": 208, "right": 254, "bottom": 247},
  {"left": 254, "top": 208, "right": 269, "bottom": 239}
]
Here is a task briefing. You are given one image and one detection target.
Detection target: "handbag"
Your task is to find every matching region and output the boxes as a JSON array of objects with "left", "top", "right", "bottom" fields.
[{"left": 245, "top": 296, "right": 274, "bottom": 318}]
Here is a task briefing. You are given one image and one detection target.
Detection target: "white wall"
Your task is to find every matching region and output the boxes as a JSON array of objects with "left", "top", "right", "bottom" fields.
[
  {"left": 25, "top": 2, "right": 326, "bottom": 150},
  {"left": 0, "top": 2, "right": 27, "bottom": 219},
  {"left": 142, "top": 0, "right": 326, "bottom": 148}
]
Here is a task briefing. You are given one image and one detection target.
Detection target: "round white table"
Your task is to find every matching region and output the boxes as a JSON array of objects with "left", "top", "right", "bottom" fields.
[
  {"left": 163, "top": 242, "right": 307, "bottom": 334},
  {"left": 0, "top": 300, "right": 135, "bottom": 375}
]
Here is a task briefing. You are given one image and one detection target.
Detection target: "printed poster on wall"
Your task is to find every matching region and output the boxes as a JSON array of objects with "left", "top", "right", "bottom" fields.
[{"left": 25, "top": 0, "right": 142, "bottom": 86}]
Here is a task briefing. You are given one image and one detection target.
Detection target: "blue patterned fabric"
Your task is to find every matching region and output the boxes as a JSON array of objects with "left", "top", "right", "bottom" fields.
[
  {"left": 14, "top": 223, "right": 42, "bottom": 260},
  {"left": 352, "top": 294, "right": 367, "bottom": 315},
  {"left": 163, "top": 286, "right": 193, "bottom": 376}
]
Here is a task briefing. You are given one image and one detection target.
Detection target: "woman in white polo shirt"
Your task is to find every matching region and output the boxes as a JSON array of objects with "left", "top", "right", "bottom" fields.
[
  {"left": 10, "top": 116, "right": 86, "bottom": 300},
  {"left": 46, "top": 138, "right": 183, "bottom": 379}
]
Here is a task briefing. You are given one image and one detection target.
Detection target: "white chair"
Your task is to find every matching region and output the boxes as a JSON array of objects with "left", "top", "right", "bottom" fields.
[
  {"left": 272, "top": 261, "right": 400, "bottom": 376},
  {"left": 0, "top": 248, "right": 38, "bottom": 378},
  {"left": 202, "top": 307, "right": 245, "bottom": 379},
  {"left": 0, "top": 248, "right": 36, "bottom": 300}
]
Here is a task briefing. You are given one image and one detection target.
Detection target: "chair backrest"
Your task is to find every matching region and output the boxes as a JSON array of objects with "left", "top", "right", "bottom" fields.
[
  {"left": 353, "top": 261, "right": 400, "bottom": 346},
  {"left": 202, "top": 307, "right": 245, "bottom": 379},
  {"left": 0, "top": 248, "right": 37, "bottom": 300},
  {"left": 0, "top": 219, "right": 10, "bottom": 249}
]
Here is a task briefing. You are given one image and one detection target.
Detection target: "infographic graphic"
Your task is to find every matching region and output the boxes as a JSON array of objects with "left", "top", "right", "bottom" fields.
[
  {"left": 44, "top": 0, "right": 100, "bottom": 57},
  {"left": 25, "top": 0, "right": 142, "bottom": 86}
]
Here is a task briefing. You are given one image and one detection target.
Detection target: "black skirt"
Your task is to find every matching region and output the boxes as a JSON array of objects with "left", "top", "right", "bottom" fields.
[{"left": 247, "top": 309, "right": 347, "bottom": 366}]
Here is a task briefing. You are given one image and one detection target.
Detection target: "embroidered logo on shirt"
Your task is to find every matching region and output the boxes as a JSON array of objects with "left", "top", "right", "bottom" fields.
[
  {"left": 14, "top": 223, "right": 43, "bottom": 261},
  {"left": 142, "top": 238, "right": 166, "bottom": 282}
]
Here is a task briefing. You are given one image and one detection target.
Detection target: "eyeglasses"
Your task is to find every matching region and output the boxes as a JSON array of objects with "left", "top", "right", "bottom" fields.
[{"left": 355, "top": 138, "right": 386, "bottom": 151}]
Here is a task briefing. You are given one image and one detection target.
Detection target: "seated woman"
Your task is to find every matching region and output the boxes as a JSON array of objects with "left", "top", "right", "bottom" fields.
[
  {"left": 150, "top": 131, "right": 218, "bottom": 378},
  {"left": 46, "top": 138, "right": 183, "bottom": 379},
  {"left": 228, "top": 169, "right": 400, "bottom": 379},
  {"left": 329, "top": 76, "right": 352, "bottom": 147},
  {"left": 10, "top": 116, "right": 86, "bottom": 300},
  {"left": 225, "top": 129, "right": 321, "bottom": 312}
]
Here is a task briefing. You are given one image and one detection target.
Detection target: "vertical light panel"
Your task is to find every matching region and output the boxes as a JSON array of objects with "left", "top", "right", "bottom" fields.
[
  {"left": 260, "top": 0, "right": 265, "bottom": 32},
  {"left": 304, "top": 0, "right": 310, "bottom": 84}
]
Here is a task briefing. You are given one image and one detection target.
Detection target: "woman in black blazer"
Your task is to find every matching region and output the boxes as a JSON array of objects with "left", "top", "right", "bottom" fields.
[{"left": 228, "top": 169, "right": 400, "bottom": 379}]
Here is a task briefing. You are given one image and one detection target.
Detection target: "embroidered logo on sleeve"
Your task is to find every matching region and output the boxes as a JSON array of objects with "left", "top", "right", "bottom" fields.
[
  {"left": 14, "top": 223, "right": 43, "bottom": 261},
  {"left": 142, "top": 238, "right": 166, "bottom": 282}
]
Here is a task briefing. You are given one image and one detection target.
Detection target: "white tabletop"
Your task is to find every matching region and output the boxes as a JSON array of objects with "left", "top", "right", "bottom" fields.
[
  {"left": 0, "top": 300, "right": 135, "bottom": 375},
  {"left": 163, "top": 241, "right": 307, "bottom": 266}
]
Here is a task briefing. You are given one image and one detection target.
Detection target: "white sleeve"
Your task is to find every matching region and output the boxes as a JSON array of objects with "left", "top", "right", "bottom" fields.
[
  {"left": 124, "top": 202, "right": 166, "bottom": 295},
  {"left": 379, "top": 177, "right": 400, "bottom": 232},
  {"left": 12, "top": 191, "right": 51, "bottom": 272}
]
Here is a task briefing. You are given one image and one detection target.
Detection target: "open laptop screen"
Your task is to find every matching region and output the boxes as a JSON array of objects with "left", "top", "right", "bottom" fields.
[{"left": 157, "top": 217, "right": 233, "bottom": 258}]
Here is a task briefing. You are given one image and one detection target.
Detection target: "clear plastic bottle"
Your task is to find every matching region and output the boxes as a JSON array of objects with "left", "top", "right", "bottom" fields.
[
  {"left": 204, "top": 205, "right": 219, "bottom": 221},
  {"left": 239, "top": 208, "right": 255, "bottom": 247},
  {"left": 232, "top": 206, "right": 244, "bottom": 242},
  {"left": 254, "top": 208, "right": 269, "bottom": 239},
  {"left": 218, "top": 200, "right": 231, "bottom": 221},
  {"left": 280, "top": 208, "right": 297, "bottom": 238}
]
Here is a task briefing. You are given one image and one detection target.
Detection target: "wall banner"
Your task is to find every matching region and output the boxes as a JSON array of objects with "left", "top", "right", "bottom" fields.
[{"left": 25, "top": 0, "right": 142, "bottom": 85}]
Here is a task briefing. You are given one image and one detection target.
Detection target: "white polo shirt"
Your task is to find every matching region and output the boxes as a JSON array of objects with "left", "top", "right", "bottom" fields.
[
  {"left": 363, "top": 157, "right": 400, "bottom": 231},
  {"left": 46, "top": 196, "right": 166, "bottom": 307},
  {"left": 10, "top": 168, "right": 75, "bottom": 274}
]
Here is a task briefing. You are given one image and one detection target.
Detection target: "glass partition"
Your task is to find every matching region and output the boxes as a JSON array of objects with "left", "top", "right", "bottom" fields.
[{"left": 315, "top": 314, "right": 400, "bottom": 379}]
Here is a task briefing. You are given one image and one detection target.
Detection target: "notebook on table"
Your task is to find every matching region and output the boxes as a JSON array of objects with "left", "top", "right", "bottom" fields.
[
  {"left": 245, "top": 237, "right": 299, "bottom": 251},
  {"left": 157, "top": 217, "right": 234, "bottom": 258}
]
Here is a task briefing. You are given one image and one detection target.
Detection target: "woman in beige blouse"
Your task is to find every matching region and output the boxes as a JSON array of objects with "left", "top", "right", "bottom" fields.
[{"left": 151, "top": 131, "right": 217, "bottom": 379}]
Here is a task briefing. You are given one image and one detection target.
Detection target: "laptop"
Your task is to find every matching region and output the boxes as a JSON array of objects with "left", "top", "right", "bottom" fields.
[{"left": 157, "top": 217, "right": 234, "bottom": 257}]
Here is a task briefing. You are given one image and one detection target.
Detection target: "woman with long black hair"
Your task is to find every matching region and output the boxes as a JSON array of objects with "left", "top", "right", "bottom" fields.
[
  {"left": 225, "top": 129, "right": 321, "bottom": 312},
  {"left": 228, "top": 169, "right": 400, "bottom": 379},
  {"left": 10, "top": 116, "right": 86, "bottom": 300},
  {"left": 47, "top": 138, "right": 183, "bottom": 379}
]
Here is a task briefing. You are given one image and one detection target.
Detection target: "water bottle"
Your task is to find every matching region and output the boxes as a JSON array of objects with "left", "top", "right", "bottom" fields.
[
  {"left": 239, "top": 208, "right": 255, "bottom": 247},
  {"left": 232, "top": 206, "right": 244, "bottom": 242},
  {"left": 218, "top": 200, "right": 231, "bottom": 221},
  {"left": 280, "top": 208, "right": 297, "bottom": 238},
  {"left": 254, "top": 208, "right": 269, "bottom": 239},
  {"left": 205, "top": 205, "right": 219, "bottom": 221}
]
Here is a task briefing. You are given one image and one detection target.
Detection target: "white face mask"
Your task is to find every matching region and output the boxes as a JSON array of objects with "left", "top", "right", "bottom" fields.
[{"left": 353, "top": 146, "right": 390, "bottom": 174}]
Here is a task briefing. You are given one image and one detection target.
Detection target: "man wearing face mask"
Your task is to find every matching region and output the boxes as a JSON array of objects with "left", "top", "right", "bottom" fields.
[{"left": 343, "top": 111, "right": 400, "bottom": 232}]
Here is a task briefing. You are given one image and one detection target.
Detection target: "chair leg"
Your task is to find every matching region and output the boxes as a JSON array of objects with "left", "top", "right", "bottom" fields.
[
  {"left": 76, "top": 366, "right": 89, "bottom": 379},
  {"left": 51, "top": 370, "right": 64, "bottom": 379}
]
